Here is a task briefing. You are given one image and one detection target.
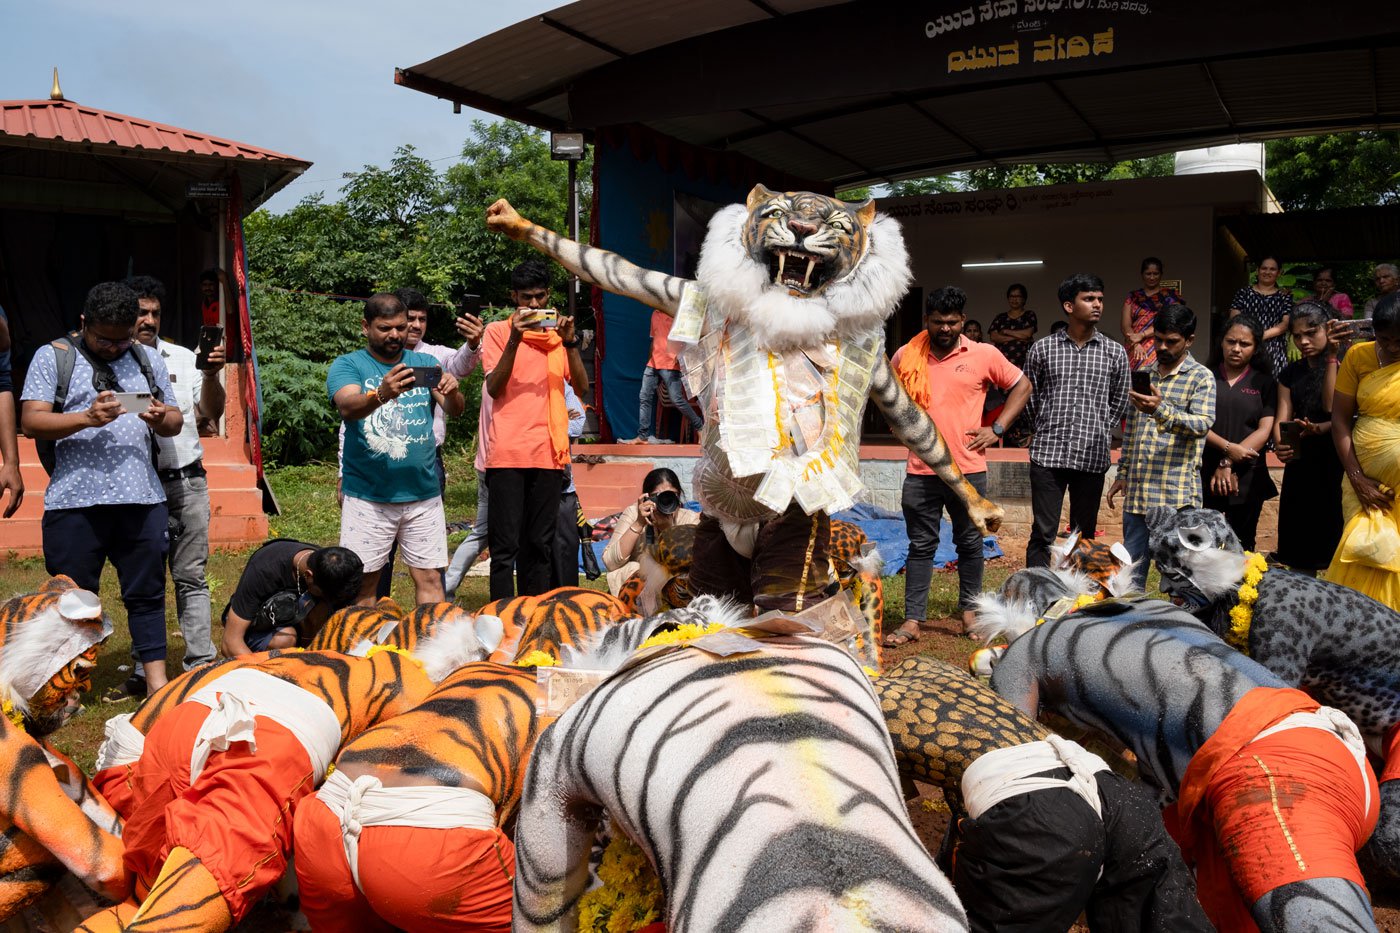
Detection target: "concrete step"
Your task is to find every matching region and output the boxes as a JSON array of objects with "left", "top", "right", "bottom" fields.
[{"left": 573, "top": 460, "right": 654, "bottom": 519}]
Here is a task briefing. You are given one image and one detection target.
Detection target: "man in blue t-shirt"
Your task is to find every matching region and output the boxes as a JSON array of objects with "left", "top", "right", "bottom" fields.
[
  {"left": 328, "top": 293, "right": 465, "bottom": 605},
  {"left": 21, "top": 282, "right": 183, "bottom": 697}
]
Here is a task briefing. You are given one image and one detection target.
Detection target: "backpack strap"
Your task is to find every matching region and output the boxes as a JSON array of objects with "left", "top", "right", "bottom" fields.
[
  {"left": 124, "top": 343, "right": 164, "bottom": 402},
  {"left": 49, "top": 333, "right": 80, "bottom": 414}
]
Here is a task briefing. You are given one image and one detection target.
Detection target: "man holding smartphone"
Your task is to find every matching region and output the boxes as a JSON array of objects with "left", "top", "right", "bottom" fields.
[
  {"left": 329, "top": 293, "right": 465, "bottom": 605},
  {"left": 21, "top": 282, "right": 182, "bottom": 697},
  {"left": 129, "top": 275, "right": 224, "bottom": 677},
  {"left": 1109, "top": 305, "right": 1216, "bottom": 590},
  {"left": 480, "top": 260, "right": 590, "bottom": 600}
]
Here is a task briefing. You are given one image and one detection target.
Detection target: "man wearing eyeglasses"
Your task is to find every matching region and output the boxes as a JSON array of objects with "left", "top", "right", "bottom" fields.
[{"left": 20, "top": 282, "right": 182, "bottom": 695}]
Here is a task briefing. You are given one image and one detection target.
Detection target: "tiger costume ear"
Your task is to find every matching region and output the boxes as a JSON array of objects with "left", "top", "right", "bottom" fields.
[
  {"left": 746, "top": 184, "right": 779, "bottom": 210},
  {"left": 853, "top": 197, "right": 876, "bottom": 229},
  {"left": 474, "top": 614, "right": 504, "bottom": 656}
]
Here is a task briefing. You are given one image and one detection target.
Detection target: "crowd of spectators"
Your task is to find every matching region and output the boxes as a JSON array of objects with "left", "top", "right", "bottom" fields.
[{"left": 2, "top": 253, "right": 1399, "bottom": 689}]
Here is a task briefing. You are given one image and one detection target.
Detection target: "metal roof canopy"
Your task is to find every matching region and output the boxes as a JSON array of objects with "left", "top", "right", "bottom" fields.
[
  {"left": 397, "top": 0, "right": 1400, "bottom": 189},
  {"left": 1221, "top": 206, "right": 1400, "bottom": 264},
  {"left": 0, "top": 99, "right": 311, "bottom": 215}
]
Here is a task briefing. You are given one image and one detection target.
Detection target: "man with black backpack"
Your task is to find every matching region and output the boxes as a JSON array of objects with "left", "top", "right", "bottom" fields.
[{"left": 20, "top": 281, "right": 182, "bottom": 696}]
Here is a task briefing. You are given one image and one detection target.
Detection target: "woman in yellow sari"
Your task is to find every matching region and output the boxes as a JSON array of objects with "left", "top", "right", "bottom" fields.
[{"left": 1326, "top": 296, "right": 1400, "bottom": 608}]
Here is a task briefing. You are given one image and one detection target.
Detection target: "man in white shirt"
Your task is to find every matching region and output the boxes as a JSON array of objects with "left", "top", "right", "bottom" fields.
[{"left": 131, "top": 275, "right": 223, "bottom": 669}]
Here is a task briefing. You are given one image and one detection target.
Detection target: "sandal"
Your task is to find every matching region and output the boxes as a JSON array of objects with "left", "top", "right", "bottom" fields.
[
  {"left": 102, "top": 674, "right": 147, "bottom": 705},
  {"left": 882, "top": 622, "right": 922, "bottom": 647}
]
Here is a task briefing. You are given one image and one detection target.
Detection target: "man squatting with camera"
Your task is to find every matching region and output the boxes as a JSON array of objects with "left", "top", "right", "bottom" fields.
[
  {"left": 480, "top": 260, "right": 590, "bottom": 601},
  {"left": 328, "top": 292, "right": 466, "bottom": 606}
]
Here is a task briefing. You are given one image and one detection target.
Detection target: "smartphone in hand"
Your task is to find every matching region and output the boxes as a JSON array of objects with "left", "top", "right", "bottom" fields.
[
  {"left": 196, "top": 325, "right": 224, "bottom": 370},
  {"left": 408, "top": 366, "right": 443, "bottom": 391},
  {"left": 113, "top": 391, "right": 152, "bottom": 412},
  {"left": 1130, "top": 370, "right": 1152, "bottom": 395},
  {"left": 1277, "top": 420, "right": 1304, "bottom": 448}
]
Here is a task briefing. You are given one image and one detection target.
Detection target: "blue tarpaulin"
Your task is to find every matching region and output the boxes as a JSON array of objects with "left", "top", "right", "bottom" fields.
[{"left": 584, "top": 502, "right": 1002, "bottom": 575}]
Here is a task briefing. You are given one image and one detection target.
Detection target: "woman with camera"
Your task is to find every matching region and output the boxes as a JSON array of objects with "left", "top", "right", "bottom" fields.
[{"left": 602, "top": 468, "right": 699, "bottom": 595}]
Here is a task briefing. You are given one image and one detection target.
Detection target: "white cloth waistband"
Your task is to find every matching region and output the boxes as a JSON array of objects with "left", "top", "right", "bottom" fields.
[
  {"left": 187, "top": 669, "right": 342, "bottom": 784},
  {"left": 1252, "top": 706, "right": 1372, "bottom": 814},
  {"left": 316, "top": 770, "right": 498, "bottom": 889},
  {"left": 95, "top": 712, "right": 146, "bottom": 772},
  {"left": 962, "top": 735, "right": 1110, "bottom": 822}
]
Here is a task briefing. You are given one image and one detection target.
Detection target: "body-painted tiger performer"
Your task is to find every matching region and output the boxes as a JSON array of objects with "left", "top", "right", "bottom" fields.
[
  {"left": 77, "top": 615, "right": 503, "bottom": 933},
  {"left": 1050, "top": 530, "right": 1136, "bottom": 598},
  {"left": 513, "top": 599, "right": 969, "bottom": 932},
  {"left": 0, "top": 577, "right": 128, "bottom": 918},
  {"left": 623, "top": 519, "right": 886, "bottom": 642},
  {"left": 486, "top": 190, "right": 1001, "bottom": 614},
  {"left": 294, "top": 662, "right": 540, "bottom": 932},
  {"left": 305, "top": 598, "right": 404, "bottom": 653},
  {"left": 986, "top": 595, "right": 1382, "bottom": 933},
  {"left": 874, "top": 655, "right": 1208, "bottom": 932},
  {"left": 478, "top": 586, "right": 634, "bottom": 663},
  {"left": 1147, "top": 505, "right": 1400, "bottom": 885}
]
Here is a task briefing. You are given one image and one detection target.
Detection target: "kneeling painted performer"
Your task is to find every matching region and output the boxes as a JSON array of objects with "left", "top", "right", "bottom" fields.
[
  {"left": 1147, "top": 506, "right": 1400, "bottom": 883},
  {"left": 982, "top": 594, "right": 1381, "bottom": 933},
  {"left": 485, "top": 188, "right": 1002, "bottom": 613},
  {"left": 513, "top": 600, "right": 969, "bottom": 931},
  {"left": 77, "top": 616, "right": 501, "bottom": 933},
  {"left": 876, "top": 655, "right": 1209, "bottom": 932},
  {"left": 293, "top": 662, "right": 540, "bottom": 932},
  {"left": 0, "top": 577, "right": 127, "bottom": 918}
]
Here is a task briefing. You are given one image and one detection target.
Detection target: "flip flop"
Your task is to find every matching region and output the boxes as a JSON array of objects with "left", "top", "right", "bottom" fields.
[
  {"left": 102, "top": 674, "right": 147, "bottom": 705},
  {"left": 882, "top": 623, "right": 922, "bottom": 648}
]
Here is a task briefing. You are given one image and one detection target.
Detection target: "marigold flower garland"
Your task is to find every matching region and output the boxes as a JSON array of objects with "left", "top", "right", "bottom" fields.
[
  {"left": 514, "top": 650, "right": 559, "bottom": 668},
  {"left": 1227, "top": 551, "right": 1269, "bottom": 652},
  {"left": 637, "top": 622, "right": 728, "bottom": 652},
  {"left": 576, "top": 828, "right": 663, "bottom": 932},
  {"left": 2, "top": 700, "right": 24, "bottom": 733},
  {"left": 364, "top": 644, "right": 424, "bottom": 669}
]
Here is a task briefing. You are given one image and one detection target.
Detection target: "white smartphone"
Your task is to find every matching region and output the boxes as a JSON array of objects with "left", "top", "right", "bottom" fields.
[{"left": 112, "top": 391, "right": 152, "bottom": 412}]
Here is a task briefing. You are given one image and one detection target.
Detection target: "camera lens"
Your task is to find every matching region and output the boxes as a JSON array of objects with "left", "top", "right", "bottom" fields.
[{"left": 652, "top": 490, "right": 681, "bottom": 516}]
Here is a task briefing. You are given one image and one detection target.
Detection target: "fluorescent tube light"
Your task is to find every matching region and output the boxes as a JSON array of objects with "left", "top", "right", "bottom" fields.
[{"left": 960, "top": 259, "right": 1044, "bottom": 269}]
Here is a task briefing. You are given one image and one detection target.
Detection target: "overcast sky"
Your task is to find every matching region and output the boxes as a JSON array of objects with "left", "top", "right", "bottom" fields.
[{"left": 5, "top": 0, "right": 559, "bottom": 213}]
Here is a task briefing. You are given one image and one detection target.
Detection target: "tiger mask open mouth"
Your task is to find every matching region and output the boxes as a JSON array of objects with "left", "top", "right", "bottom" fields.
[{"left": 742, "top": 185, "right": 875, "bottom": 298}]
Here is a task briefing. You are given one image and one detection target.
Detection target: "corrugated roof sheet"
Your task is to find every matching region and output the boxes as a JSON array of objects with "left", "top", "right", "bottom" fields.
[{"left": 0, "top": 99, "right": 308, "bottom": 166}]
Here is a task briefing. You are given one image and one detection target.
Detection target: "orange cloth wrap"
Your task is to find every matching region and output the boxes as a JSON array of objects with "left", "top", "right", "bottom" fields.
[
  {"left": 293, "top": 794, "right": 514, "bottom": 933},
  {"left": 894, "top": 329, "right": 933, "bottom": 410},
  {"left": 518, "top": 328, "right": 571, "bottom": 467},
  {"left": 91, "top": 763, "right": 138, "bottom": 820},
  {"left": 1381, "top": 722, "right": 1400, "bottom": 784},
  {"left": 1164, "top": 687, "right": 1379, "bottom": 933},
  {"left": 118, "top": 701, "right": 318, "bottom": 923}
]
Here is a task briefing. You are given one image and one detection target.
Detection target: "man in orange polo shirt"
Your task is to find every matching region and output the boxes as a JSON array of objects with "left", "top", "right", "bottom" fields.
[
  {"left": 481, "top": 260, "right": 590, "bottom": 600},
  {"left": 886, "top": 286, "right": 1030, "bottom": 643}
]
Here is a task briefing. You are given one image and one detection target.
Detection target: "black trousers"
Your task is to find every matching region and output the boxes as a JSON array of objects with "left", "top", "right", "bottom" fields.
[
  {"left": 43, "top": 503, "right": 169, "bottom": 662},
  {"left": 552, "top": 491, "right": 582, "bottom": 589},
  {"left": 952, "top": 768, "right": 1210, "bottom": 933},
  {"left": 486, "top": 467, "right": 562, "bottom": 601},
  {"left": 1026, "top": 463, "right": 1106, "bottom": 568}
]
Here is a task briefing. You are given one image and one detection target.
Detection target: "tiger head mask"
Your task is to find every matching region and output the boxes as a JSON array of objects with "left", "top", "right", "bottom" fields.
[
  {"left": 0, "top": 576, "right": 111, "bottom": 734},
  {"left": 1146, "top": 507, "right": 1248, "bottom": 612},
  {"left": 698, "top": 185, "right": 911, "bottom": 349}
]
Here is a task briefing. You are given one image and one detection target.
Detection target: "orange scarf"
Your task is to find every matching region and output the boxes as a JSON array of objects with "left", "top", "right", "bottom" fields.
[
  {"left": 895, "top": 330, "right": 933, "bottom": 409},
  {"left": 519, "top": 329, "right": 571, "bottom": 468}
]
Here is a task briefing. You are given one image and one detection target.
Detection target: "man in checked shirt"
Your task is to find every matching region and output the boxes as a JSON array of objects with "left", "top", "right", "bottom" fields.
[
  {"left": 1023, "top": 273, "right": 1130, "bottom": 568},
  {"left": 1109, "top": 304, "right": 1215, "bottom": 591}
]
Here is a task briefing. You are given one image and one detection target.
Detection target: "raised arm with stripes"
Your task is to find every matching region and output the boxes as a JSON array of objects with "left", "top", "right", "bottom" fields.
[{"left": 486, "top": 198, "right": 687, "bottom": 315}]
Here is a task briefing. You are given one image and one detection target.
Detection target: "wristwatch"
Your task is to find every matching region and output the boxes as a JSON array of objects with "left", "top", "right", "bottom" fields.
[
  {"left": 991, "top": 422, "right": 1005, "bottom": 437},
  {"left": 563, "top": 338, "right": 581, "bottom": 349}
]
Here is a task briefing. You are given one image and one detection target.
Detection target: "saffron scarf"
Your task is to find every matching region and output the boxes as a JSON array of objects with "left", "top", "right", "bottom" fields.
[
  {"left": 895, "top": 329, "right": 933, "bottom": 409},
  {"left": 518, "top": 328, "right": 571, "bottom": 468}
]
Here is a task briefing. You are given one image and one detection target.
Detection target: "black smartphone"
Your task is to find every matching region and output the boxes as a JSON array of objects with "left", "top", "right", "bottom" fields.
[
  {"left": 1130, "top": 370, "right": 1152, "bottom": 395},
  {"left": 196, "top": 325, "right": 224, "bottom": 370},
  {"left": 409, "top": 366, "right": 443, "bottom": 391},
  {"left": 1278, "top": 420, "right": 1303, "bottom": 448},
  {"left": 457, "top": 293, "right": 483, "bottom": 319}
]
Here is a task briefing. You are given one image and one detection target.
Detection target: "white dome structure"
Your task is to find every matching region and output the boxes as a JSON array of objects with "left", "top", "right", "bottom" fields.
[{"left": 1174, "top": 144, "right": 1266, "bottom": 177}]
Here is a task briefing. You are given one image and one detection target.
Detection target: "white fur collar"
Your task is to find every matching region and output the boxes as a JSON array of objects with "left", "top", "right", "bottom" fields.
[{"left": 695, "top": 204, "right": 911, "bottom": 351}]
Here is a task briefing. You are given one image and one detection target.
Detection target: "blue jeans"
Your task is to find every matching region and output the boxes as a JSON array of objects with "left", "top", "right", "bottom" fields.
[
  {"left": 1123, "top": 511, "right": 1151, "bottom": 593},
  {"left": 445, "top": 469, "right": 488, "bottom": 598},
  {"left": 637, "top": 366, "right": 702, "bottom": 439},
  {"left": 161, "top": 471, "right": 216, "bottom": 669},
  {"left": 902, "top": 471, "right": 987, "bottom": 619}
]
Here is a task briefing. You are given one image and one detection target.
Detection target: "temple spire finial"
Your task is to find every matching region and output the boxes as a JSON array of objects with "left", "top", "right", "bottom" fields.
[{"left": 49, "top": 68, "right": 65, "bottom": 102}]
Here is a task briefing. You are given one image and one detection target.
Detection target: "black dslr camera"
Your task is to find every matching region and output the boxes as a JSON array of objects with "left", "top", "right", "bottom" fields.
[{"left": 645, "top": 490, "right": 681, "bottom": 516}]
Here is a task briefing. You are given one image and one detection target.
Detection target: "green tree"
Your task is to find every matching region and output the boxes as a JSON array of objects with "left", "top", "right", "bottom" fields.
[{"left": 1265, "top": 132, "right": 1400, "bottom": 211}]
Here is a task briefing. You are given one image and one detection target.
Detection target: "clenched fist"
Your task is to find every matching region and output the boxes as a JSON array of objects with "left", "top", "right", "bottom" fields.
[{"left": 486, "top": 199, "right": 532, "bottom": 241}]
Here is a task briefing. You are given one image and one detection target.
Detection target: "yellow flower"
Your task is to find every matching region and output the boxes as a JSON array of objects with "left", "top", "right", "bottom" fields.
[
  {"left": 1, "top": 700, "right": 23, "bottom": 733},
  {"left": 514, "top": 650, "right": 559, "bottom": 668},
  {"left": 364, "top": 644, "right": 424, "bottom": 669},
  {"left": 637, "top": 622, "right": 728, "bottom": 652},
  {"left": 1072, "top": 594, "right": 1097, "bottom": 610},
  {"left": 1226, "top": 554, "right": 1269, "bottom": 653},
  {"left": 576, "top": 830, "right": 663, "bottom": 932}
]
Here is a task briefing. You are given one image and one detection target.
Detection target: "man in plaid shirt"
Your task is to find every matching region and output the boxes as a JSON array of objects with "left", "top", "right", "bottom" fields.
[
  {"left": 1108, "top": 304, "right": 1216, "bottom": 590},
  {"left": 1024, "top": 273, "right": 1129, "bottom": 568}
]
